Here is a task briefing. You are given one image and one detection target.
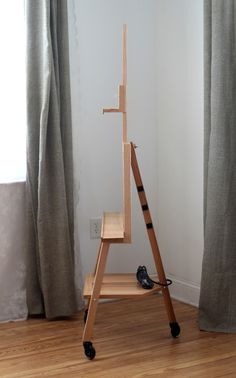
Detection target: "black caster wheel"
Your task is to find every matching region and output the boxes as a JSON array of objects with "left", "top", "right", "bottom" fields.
[
  {"left": 83, "top": 341, "right": 96, "bottom": 360},
  {"left": 84, "top": 309, "right": 88, "bottom": 323},
  {"left": 169, "top": 322, "right": 181, "bottom": 338}
]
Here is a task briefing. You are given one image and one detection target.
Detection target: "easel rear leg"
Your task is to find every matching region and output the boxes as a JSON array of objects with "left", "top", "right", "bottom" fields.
[
  {"left": 131, "top": 143, "right": 180, "bottom": 337},
  {"left": 149, "top": 231, "right": 180, "bottom": 337}
]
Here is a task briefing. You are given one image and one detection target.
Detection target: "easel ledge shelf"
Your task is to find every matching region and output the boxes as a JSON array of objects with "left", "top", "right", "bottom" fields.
[{"left": 84, "top": 273, "right": 162, "bottom": 299}]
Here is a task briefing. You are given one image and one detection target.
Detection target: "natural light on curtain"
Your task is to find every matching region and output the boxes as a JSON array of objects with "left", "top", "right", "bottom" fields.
[{"left": 0, "top": 0, "right": 26, "bottom": 183}]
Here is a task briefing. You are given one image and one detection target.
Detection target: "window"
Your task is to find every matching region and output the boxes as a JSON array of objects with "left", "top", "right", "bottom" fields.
[{"left": 0, "top": 0, "right": 26, "bottom": 183}]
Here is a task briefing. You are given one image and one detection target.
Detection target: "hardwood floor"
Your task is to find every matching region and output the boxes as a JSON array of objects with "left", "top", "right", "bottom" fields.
[{"left": 0, "top": 295, "right": 236, "bottom": 377}]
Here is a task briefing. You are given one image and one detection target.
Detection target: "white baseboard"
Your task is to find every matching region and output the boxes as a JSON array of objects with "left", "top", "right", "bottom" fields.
[{"left": 167, "top": 275, "right": 200, "bottom": 307}]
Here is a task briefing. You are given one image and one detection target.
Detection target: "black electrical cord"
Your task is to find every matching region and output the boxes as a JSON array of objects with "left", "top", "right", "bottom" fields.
[
  {"left": 136, "top": 265, "right": 172, "bottom": 289},
  {"left": 148, "top": 277, "right": 172, "bottom": 287}
]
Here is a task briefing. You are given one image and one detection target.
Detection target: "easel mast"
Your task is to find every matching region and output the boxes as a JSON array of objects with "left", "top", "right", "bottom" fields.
[
  {"left": 102, "top": 24, "right": 130, "bottom": 242},
  {"left": 122, "top": 24, "right": 127, "bottom": 142},
  {"left": 102, "top": 25, "right": 127, "bottom": 143}
]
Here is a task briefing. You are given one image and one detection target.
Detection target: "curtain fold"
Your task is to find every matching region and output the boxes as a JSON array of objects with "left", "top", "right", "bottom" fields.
[
  {"left": 26, "top": 0, "right": 77, "bottom": 318},
  {"left": 199, "top": 0, "right": 236, "bottom": 332},
  {"left": 0, "top": 183, "right": 27, "bottom": 322}
]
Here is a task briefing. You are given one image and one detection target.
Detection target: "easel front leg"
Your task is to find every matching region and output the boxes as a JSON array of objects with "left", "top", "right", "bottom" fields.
[
  {"left": 83, "top": 241, "right": 109, "bottom": 343},
  {"left": 84, "top": 242, "right": 104, "bottom": 323}
]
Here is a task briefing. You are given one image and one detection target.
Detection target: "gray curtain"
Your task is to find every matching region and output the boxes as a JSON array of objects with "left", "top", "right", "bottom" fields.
[
  {"left": 26, "top": 0, "right": 77, "bottom": 318},
  {"left": 199, "top": 0, "right": 236, "bottom": 332}
]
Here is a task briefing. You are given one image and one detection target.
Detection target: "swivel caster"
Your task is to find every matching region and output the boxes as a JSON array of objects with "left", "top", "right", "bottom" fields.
[
  {"left": 84, "top": 309, "right": 88, "bottom": 323},
  {"left": 169, "top": 322, "right": 181, "bottom": 338},
  {"left": 83, "top": 341, "right": 96, "bottom": 360}
]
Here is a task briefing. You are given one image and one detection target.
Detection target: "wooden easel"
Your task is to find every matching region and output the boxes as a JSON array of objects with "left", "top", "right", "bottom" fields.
[{"left": 82, "top": 25, "right": 180, "bottom": 360}]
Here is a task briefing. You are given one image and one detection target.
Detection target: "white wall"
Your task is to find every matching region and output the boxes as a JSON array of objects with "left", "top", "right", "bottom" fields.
[
  {"left": 155, "top": 0, "right": 204, "bottom": 305},
  {"left": 68, "top": 0, "right": 203, "bottom": 306}
]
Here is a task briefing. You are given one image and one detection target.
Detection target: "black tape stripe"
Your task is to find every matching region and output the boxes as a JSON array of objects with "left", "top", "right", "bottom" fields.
[
  {"left": 146, "top": 223, "right": 153, "bottom": 229},
  {"left": 142, "top": 204, "right": 149, "bottom": 211},
  {"left": 137, "top": 185, "right": 144, "bottom": 192}
]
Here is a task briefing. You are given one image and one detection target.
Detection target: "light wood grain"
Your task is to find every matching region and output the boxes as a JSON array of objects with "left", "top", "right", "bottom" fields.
[
  {"left": 101, "top": 212, "right": 124, "bottom": 240},
  {"left": 122, "top": 25, "right": 127, "bottom": 143},
  {"left": 83, "top": 241, "right": 109, "bottom": 341},
  {"left": 119, "top": 85, "right": 126, "bottom": 113},
  {"left": 123, "top": 142, "right": 131, "bottom": 243},
  {"left": 1, "top": 297, "right": 236, "bottom": 377},
  {"left": 122, "top": 24, "right": 127, "bottom": 86},
  {"left": 83, "top": 273, "right": 162, "bottom": 298}
]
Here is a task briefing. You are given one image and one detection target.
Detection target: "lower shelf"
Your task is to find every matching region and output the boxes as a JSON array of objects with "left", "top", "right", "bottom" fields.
[{"left": 83, "top": 273, "right": 162, "bottom": 299}]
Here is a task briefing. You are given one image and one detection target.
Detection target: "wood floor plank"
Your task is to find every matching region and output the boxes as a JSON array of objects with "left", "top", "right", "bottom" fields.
[{"left": 0, "top": 296, "right": 235, "bottom": 377}]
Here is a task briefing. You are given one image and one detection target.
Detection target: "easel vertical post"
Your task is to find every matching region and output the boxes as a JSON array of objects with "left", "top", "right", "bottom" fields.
[
  {"left": 122, "top": 24, "right": 127, "bottom": 143},
  {"left": 123, "top": 142, "right": 131, "bottom": 242}
]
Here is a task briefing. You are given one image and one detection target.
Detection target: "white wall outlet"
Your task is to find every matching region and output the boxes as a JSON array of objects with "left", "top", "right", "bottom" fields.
[{"left": 90, "top": 218, "right": 102, "bottom": 239}]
